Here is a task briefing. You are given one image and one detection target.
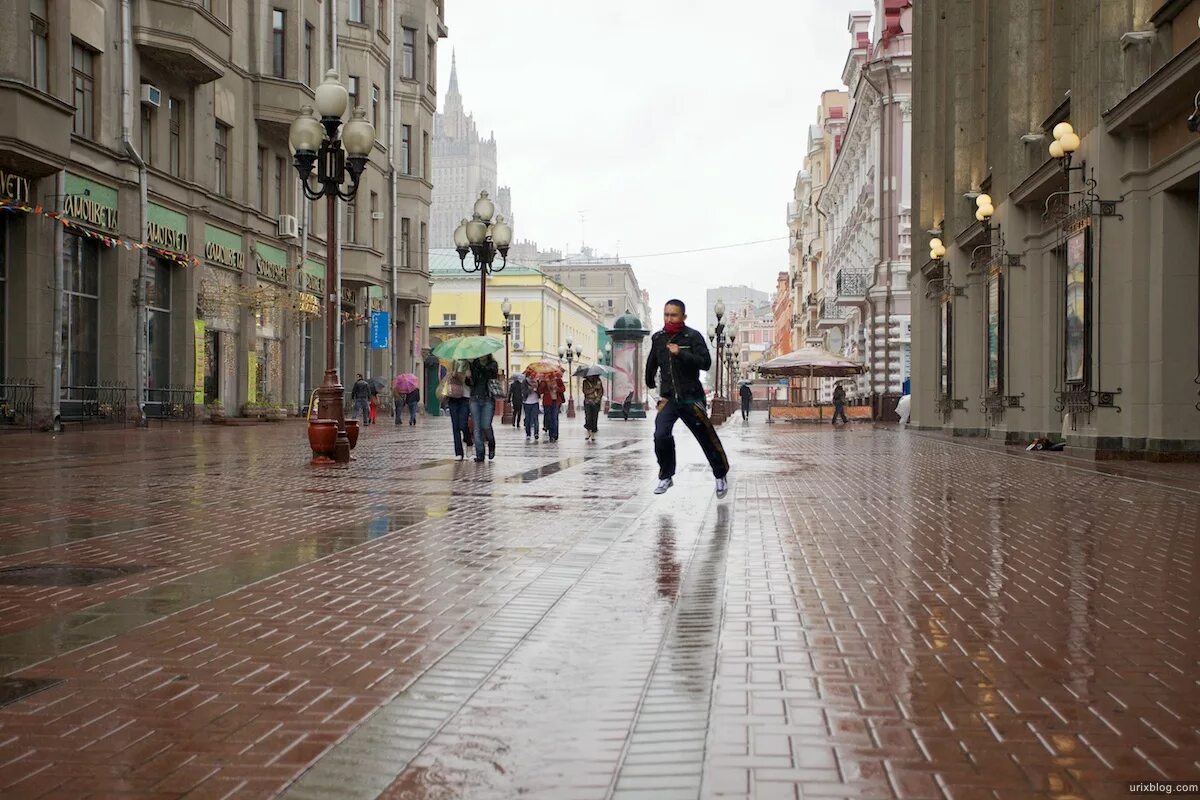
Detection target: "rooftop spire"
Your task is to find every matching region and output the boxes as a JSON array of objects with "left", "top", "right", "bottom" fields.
[{"left": 448, "top": 49, "right": 459, "bottom": 98}]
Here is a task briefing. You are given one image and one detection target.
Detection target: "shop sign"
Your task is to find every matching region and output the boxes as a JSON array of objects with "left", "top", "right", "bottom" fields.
[
  {"left": 300, "top": 258, "right": 325, "bottom": 296},
  {"left": 368, "top": 285, "right": 386, "bottom": 312},
  {"left": 0, "top": 168, "right": 31, "bottom": 203},
  {"left": 204, "top": 224, "right": 245, "bottom": 271},
  {"left": 340, "top": 287, "right": 359, "bottom": 307},
  {"left": 147, "top": 203, "right": 189, "bottom": 254},
  {"left": 193, "top": 321, "right": 206, "bottom": 405},
  {"left": 64, "top": 173, "right": 119, "bottom": 231},
  {"left": 254, "top": 243, "right": 289, "bottom": 285},
  {"left": 247, "top": 355, "right": 257, "bottom": 404},
  {"left": 370, "top": 311, "right": 389, "bottom": 349}
]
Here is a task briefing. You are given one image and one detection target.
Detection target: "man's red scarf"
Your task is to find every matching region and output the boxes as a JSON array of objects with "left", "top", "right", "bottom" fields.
[{"left": 663, "top": 321, "right": 685, "bottom": 335}]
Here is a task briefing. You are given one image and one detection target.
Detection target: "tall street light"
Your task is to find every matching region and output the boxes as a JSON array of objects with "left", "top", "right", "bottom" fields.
[
  {"left": 453, "top": 191, "right": 513, "bottom": 336},
  {"left": 289, "top": 71, "right": 374, "bottom": 464},
  {"left": 500, "top": 297, "right": 514, "bottom": 425},
  {"left": 559, "top": 337, "right": 581, "bottom": 418},
  {"left": 603, "top": 340, "right": 612, "bottom": 412},
  {"left": 708, "top": 300, "right": 728, "bottom": 400}
]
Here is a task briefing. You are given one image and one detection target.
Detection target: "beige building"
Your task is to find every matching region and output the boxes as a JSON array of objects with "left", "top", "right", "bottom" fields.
[
  {"left": 787, "top": 90, "right": 848, "bottom": 399},
  {"left": 0, "top": 0, "right": 442, "bottom": 425},
  {"left": 911, "top": 0, "right": 1200, "bottom": 458}
]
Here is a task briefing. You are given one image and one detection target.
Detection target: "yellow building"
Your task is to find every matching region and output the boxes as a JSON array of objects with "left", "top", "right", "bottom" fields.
[{"left": 428, "top": 249, "right": 602, "bottom": 376}]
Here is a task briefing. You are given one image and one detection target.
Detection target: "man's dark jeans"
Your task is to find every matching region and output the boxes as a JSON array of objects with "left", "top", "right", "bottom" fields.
[
  {"left": 653, "top": 398, "right": 729, "bottom": 480},
  {"left": 833, "top": 401, "right": 848, "bottom": 424}
]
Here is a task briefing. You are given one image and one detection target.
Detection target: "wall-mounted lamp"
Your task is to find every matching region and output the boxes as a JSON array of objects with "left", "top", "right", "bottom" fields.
[
  {"left": 929, "top": 237, "right": 946, "bottom": 262},
  {"left": 974, "top": 193, "right": 994, "bottom": 224},
  {"left": 1049, "top": 121, "right": 1081, "bottom": 172}
]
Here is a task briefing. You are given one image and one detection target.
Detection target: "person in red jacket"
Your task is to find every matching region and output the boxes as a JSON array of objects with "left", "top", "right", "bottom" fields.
[{"left": 538, "top": 374, "right": 567, "bottom": 442}]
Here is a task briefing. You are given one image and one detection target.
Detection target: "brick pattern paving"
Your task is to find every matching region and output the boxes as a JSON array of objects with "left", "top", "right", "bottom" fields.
[{"left": 0, "top": 418, "right": 1196, "bottom": 798}]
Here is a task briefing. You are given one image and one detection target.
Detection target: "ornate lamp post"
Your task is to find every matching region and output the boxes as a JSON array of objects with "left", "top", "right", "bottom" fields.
[
  {"left": 453, "top": 192, "right": 513, "bottom": 335},
  {"left": 500, "top": 297, "right": 514, "bottom": 425},
  {"left": 289, "top": 71, "right": 375, "bottom": 464},
  {"left": 708, "top": 300, "right": 728, "bottom": 400},
  {"left": 559, "top": 337, "right": 581, "bottom": 418},
  {"left": 603, "top": 340, "right": 612, "bottom": 412}
]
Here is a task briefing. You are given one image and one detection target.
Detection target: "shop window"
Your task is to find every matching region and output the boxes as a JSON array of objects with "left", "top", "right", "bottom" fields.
[
  {"left": 62, "top": 235, "right": 100, "bottom": 396},
  {"left": 147, "top": 257, "right": 172, "bottom": 392}
]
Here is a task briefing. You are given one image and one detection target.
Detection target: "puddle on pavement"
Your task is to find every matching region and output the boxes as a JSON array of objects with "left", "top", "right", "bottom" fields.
[
  {"left": 0, "top": 677, "right": 62, "bottom": 708},
  {"left": 0, "top": 563, "right": 150, "bottom": 586},
  {"left": 0, "top": 503, "right": 445, "bottom": 676},
  {"left": 505, "top": 439, "right": 643, "bottom": 484}
]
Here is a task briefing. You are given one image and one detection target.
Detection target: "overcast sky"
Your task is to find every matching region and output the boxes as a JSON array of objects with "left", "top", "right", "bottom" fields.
[{"left": 438, "top": 0, "right": 869, "bottom": 337}]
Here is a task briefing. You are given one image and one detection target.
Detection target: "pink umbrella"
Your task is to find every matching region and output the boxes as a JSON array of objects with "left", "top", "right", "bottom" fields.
[{"left": 393, "top": 373, "right": 419, "bottom": 393}]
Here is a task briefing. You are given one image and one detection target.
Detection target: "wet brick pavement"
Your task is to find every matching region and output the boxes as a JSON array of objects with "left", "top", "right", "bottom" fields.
[{"left": 0, "top": 413, "right": 1196, "bottom": 799}]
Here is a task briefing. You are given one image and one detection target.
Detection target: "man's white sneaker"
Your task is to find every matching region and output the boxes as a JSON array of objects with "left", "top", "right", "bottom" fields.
[
  {"left": 715, "top": 477, "right": 729, "bottom": 498},
  {"left": 654, "top": 478, "right": 673, "bottom": 495}
]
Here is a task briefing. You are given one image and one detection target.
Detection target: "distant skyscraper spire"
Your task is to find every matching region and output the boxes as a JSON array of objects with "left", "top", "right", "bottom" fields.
[{"left": 448, "top": 49, "right": 460, "bottom": 98}]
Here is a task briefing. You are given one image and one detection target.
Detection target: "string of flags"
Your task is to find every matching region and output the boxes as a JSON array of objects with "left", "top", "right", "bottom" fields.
[{"left": 0, "top": 198, "right": 202, "bottom": 268}]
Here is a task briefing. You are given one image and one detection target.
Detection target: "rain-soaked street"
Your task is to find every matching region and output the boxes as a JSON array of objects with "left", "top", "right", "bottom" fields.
[{"left": 0, "top": 416, "right": 1197, "bottom": 799}]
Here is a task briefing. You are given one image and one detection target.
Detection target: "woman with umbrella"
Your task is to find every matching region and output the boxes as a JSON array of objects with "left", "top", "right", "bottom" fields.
[
  {"left": 432, "top": 336, "right": 503, "bottom": 459},
  {"left": 432, "top": 335, "right": 504, "bottom": 462},
  {"left": 525, "top": 362, "right": 566, "bottom": 443},
  {"left": 393, "top": 372, "right": 421, "bottom": 426},
  {"left": 576, "top": 364, "right": 610, "bottom": 442}
]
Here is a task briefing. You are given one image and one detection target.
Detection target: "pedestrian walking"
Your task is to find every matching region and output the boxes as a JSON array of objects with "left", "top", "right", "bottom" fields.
[
  {"left": 405, "top": 387, "right": 420, "bottom": 426},
  {"left": 739, "top": 382, "right": 753, "bottom": 421},
  {"left": 508, "top": 375, "right": 525, "bottom": 429},
  {"left": 464, "top": 353, "right": 499, "bottom": 462},
  {"left": 523, "top": 378, "right": 541, "bottom": 441},
  {"left": 832, "top": 383, "right": 849, "bottom": 425},
  {"left": 368, "top": 381, "right": 379, "bottom": 425},
  {"left": 350, "top": 373, "right": 371, "bottom": 425},
  {"left": 646, "top": 299, "right": 730, "bottom": 498},
  {"left": 622, "top": 391, "right": 634, "bottom": 422},
  {"left": 582, "top": 374, "right": 603, "bottom": 442},
  {"left": 539, "top": 373, "right": 566, "bottom": 442},
  {"left": 442, "top": 362, "right": 472, "bottom": 459}
]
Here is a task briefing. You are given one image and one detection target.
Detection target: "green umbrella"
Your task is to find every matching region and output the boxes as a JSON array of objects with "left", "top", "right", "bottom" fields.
[{"left": 431, "top": 335, "right": 504, "bottom": 361}]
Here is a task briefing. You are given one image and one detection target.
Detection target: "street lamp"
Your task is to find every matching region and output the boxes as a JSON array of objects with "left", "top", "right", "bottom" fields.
[
  {"left": 453, "top": 191, "right": 513, "bottom": 335},
  {"left": 1048, "top": 121, "right": 1081, "bottom": 173},
  {"left": 289, "top": 71, "right": 374, "bottom": 464},
  {"left": 603, "top": 339, "right": 612, "bottom": 412},
  {"left": 559, "top": 336, "right": 581, "bottom": 418},
  {"left": 709, "top": 300, "right": 728, "bottom": 400},
  {"left": 500, "top": 297, "right": 514, "bottom": 425}
]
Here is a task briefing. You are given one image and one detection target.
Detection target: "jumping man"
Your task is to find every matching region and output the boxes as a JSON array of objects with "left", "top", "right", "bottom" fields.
[{"left": 646, "top": 299, "right": 730, "bottom": 498}]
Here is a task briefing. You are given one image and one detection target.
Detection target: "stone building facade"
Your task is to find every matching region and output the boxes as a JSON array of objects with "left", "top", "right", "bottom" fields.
[
  {"left": 911, "top": 0, "right": 1200, "bottom": 458},
  {"left": 814, "top": 4, "right": 913, "bottom": 405},
  {"left": 429, "top": 54, "right": 512, "bottom": 251},
  {"left": 0, "top": 0, "right": 442, "bottom": 425}
]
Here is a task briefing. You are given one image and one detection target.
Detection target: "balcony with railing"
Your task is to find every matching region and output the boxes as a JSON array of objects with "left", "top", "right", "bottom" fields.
[
  {"left": 134, "top": 0, "right": 231, "bottom": 84},
  {"left": 816, "top": 299, "right": 850, "bottom": 329},
  {"left": 835, "top": 269, "right": 870, "bottom": 304}
]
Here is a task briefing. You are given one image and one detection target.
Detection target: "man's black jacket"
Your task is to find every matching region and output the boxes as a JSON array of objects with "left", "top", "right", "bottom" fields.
[{"left": 645, "top": 326, "right": 711, "bottom": 401}]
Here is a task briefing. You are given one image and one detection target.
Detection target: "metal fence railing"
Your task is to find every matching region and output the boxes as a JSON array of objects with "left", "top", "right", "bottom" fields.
[
  {"left": 0, "top": 378, "right": 39, "bottom": 432},
  {"left": 60, "top": 382, "right": 130, "bottom": 424},
  {"left": 145, "top": 385, "right": 197, "bottom": 425}
]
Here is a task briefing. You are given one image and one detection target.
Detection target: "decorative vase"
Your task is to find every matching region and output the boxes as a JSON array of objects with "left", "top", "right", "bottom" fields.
[
  {"left": 308, "top": 419, "right": 338, "bottom": 463},
  {"left": 343, "top": 419, "right": 360, "bottom": 449}
]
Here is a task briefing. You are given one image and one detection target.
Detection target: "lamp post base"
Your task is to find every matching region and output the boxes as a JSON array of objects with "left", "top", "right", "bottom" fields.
[
  {"left": 501, "top": 401, "right": 513, "bottom": 426},
  {"left": 566, "top": 398, "right": 576, "bottom": 419},
  {"left": 311, "top": 373, "right": 352, "bottom": 465}
]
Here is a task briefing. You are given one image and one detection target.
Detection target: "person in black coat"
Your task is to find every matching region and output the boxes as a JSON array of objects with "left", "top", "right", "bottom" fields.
[
  {"left": 645, "top": 299, "right": 729, "bottom": 498},
  {"left": 739, "top": 382, "right": 753, "bottom": 420}
]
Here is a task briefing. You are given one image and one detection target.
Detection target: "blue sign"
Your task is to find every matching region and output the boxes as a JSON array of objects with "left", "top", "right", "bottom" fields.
[
  {"left": 777, "top": 378, "right": 787, "bottom": 385},
  {"left": 370, "top": 311, "right": 390, "bottom": 349}
]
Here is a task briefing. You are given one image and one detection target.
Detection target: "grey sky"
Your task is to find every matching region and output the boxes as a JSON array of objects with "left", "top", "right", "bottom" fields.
[{"left": 438, "top": 0, "right": 868, "bottom": 337}]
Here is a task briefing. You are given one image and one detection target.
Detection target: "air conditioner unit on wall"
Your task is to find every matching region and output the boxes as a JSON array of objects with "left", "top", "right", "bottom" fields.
[
  {"left": 511, "top": 340, "right": 523, "bottom": 351},
  {"left": 277, "top": 214, "right": 299, "bottom": 239},
  {"left": 140, "top": 84, "right": 161, "bottom": 108}
]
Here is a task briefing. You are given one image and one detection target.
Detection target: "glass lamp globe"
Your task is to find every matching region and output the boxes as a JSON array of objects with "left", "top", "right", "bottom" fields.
[
  {"left": 1059, "top": 132, "right": 1081, "bottom": 153},
  {"left": 491, "top": 216, "right": 512, "bottom": 248},
  {"left": 465, "top": 215, "right": 488, "bottom": 246},
  {"left": 1049, "top": 139, "right": 1065, "bottom": 159},
  {"left": 473, "top": 191, "right": 495, "bottom": 222},
  {"left": 714, "top": 299, "right": 726, "bottom": 320},
  {"left": 342, "top": 108, "right": 375, "bottom": 157},
  {"left": 1052, "top": 121, "right": 1074, "bottom": 141},
  {"left": 453, "top": 219, "right": 471, "bottom": 249},
  {"left": 501, "top": 298, "right": 512, "bottom": 317},
  {"left": 315, "top": 70, "right": 349, "bottom": 119},
  {"left": 289, "top": 106, "right": 323, "bottom": 154}
]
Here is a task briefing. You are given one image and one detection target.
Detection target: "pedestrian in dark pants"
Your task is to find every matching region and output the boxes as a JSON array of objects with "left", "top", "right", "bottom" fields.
[
  {"left": 350, "top": 374, "right": 371, "bottom": 425},
  {"left": 582, "top": 374, "right": 603, "bottom": 442},
  {"left": 405, "top": 387, "right": 420, "bottom": 426},
  {"left": 444, "top": 363, "right": 471, "bottom": 459},
  {"left": 508, "top": 376, "right": 525, "bottom": 428},
  {"left": 739, "top": 382, "right": 753, "bottom": 421},
  {"left": 646, "top": 300, "right": 729, "bottom": 498},
  {"left": 465, "top": 354, "right": 498, "bottom": 462},
  {"left": 622, "top": 391, "right": 634, "bottom": 422},
  {"left": 539, "top": 374, "right": 565, "bottom": 442},
  {"left": 832, "top": 383, "right": 849, "bottom": 425},
  {"left": 522, "top": 379, "right": 541, "bottom": 440}
]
